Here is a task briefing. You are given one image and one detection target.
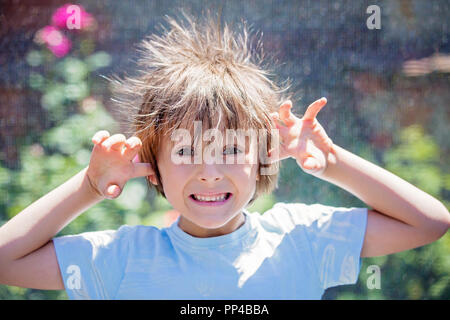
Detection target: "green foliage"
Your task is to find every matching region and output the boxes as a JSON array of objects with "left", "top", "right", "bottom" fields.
[
  {"left": 247, "top": 193, "right": 276, "bottom": 214},
  {"left": 25, "top": 25, "right": 112, "bottom": 123},
  {"left": 384, "top": 125, "right": 443, "bottom": 196}
]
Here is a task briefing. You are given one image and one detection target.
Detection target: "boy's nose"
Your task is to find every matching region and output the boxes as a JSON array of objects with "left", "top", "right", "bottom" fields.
[{"left": 197, "top": 163, "right": 224, "bottom": 183}]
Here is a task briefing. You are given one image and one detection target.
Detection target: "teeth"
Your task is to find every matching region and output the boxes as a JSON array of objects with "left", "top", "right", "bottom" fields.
[{"left": 193, "top": 193, "right": 228, "bottom": 202}]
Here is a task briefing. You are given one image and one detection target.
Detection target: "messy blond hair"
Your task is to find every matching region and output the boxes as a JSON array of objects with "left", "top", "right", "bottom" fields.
[{"left": 109, "top": 10, "right": 292, "bottom": 207}]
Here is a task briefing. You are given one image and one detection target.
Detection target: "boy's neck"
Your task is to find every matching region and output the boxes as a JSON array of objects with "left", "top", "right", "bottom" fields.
[{"left": 178, "top": 212, "right": 246, "bottom": 238}]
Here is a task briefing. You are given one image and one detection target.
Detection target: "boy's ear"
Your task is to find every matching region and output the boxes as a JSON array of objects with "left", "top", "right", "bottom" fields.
[{"left": 147, "top": 175, "right": 158, "bottom": 185}]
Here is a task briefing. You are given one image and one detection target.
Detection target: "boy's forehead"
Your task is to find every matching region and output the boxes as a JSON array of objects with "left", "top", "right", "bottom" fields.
[
  {"left": 162, "top": 119, "right": 259, "bottom": 147},
  {"left": 163, "top": 120, "right": 226, "bottom": 145}
]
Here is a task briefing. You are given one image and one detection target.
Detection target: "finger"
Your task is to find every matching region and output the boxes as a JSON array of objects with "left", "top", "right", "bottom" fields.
[
  {"left": 102, "top": 134, "right": 127, "bottom": 151},
  {"left": 123, "top": 136, "right": 143, "bottom": 160},
  {"left": 269, "top": 112, "right": 282, "bottom": 128},
  {"left": 92, "top": 130, "right": 110, "bottom": 145},
  {"left": 270, "top": 112, "right": 289, "bottom": 138},
  {"left": 308, "top": 121, "right": 333, "bottom": 150},
  {"left": 295, "top": 139, "right": 314, "bottom": 165},
  {"left": 130, "top": 162, "right": 155, "bottom": 179},
  {"left": 269, "top": 112, "right": 280, "bottom": 128},
  {"left": 301, "top": 156, "right": 319, "bottom": 170},
  {"left": 124, "top": 136, "right": 142, "bottom": 149},
  {"left": 301, "top": 155, "right": 327, "bottom": 176},
  {"left": 312, "top": 133, "right": 334, "bottom": 156},
  {"left": 105, "top": 184, "right": 121, "bottom": 199},
  {"left": 303, "top": 97, "right": 327, "bottom": 121},
  {"left": 267, "top": 145, "right": 290, "bottom": 162},
  {"left": 279, "top": 100, "right": 296, "bottom": 127}
]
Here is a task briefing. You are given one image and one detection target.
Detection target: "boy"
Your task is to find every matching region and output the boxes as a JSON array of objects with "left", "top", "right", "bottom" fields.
[{"left": 0, "top": 13, "right": 448, "bottom": 300}]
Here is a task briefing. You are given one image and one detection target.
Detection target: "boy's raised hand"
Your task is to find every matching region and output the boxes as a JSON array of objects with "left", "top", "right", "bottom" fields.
[
  {"left": 86, "top": 130, "right": 155, "bottom": 199},
  {"left": 270, "top": 98, "right": 336, "bottom": 176}
]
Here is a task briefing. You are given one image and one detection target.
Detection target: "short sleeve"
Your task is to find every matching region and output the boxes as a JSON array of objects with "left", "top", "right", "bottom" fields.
[
  {"left": 274, "top": 202, "right": 368, "bottom": 290},
  {"left": 52, "top": 225, "right": 132, "bottom": 299}
]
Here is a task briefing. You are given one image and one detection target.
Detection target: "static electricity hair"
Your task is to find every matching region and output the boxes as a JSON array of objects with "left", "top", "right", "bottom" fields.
[{"left": 108, "top": 10, "right": 292, "bottom": 206}]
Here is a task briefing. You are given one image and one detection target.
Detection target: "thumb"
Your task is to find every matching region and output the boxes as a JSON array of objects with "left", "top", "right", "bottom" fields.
[
  {"left": 105, "top": 184, "right": 121, "bottom": 199},
  {"left": 131, "top": 162, "right": 155, "bottom": 179},
  {"left": 300, "top": 156, "right": 319, "bottom": 171}
]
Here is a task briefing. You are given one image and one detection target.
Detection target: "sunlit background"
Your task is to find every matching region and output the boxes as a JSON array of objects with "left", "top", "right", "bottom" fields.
[{"left": 0, "top": 0, "right": 449, "bottom": 300}]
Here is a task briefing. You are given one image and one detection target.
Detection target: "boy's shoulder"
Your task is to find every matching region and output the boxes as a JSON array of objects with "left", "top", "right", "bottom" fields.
[
  {"left": 56, "top": 224, "right": 162, "bottom": 247},
  {"left": 258, "top": 201, "right": 327, "bottom": 224},
  {"left": 257, "top": 201, "right": 364, "bottom": 230}
]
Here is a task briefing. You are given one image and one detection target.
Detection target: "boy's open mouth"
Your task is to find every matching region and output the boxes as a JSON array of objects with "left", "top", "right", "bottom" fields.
[{"left": 189, "top": 192, "right": 232, "bottom": 206}]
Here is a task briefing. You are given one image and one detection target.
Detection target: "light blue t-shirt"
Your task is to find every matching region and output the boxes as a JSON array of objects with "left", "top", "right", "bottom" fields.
[{"left": 53, "top": 202, "right": 368, "bottom": 300}]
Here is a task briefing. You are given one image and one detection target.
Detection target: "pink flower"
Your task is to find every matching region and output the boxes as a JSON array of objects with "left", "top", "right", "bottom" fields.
[
  {"left": 51, "top": 4, "right": 95, "bottom": 31},
  {"left": 36, "top": 26, "right": 71, "bottom": 58}
]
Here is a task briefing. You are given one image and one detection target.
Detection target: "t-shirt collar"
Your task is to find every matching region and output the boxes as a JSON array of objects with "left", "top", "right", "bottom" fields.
[{"left": 167, "top": 209, "right": 253, "bottom": 248}]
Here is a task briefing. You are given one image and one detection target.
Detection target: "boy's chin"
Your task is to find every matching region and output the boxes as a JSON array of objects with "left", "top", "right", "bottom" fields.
[{"left": 191, "top": 215, "right": 233, "bottom": 229}]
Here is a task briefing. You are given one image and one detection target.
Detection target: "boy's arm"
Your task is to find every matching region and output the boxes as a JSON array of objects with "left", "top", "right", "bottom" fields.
[
  {"left": 0, "top": 166, "right": 103, "bottom": 289},
  {"left": 272, "top": 98, "right": 449, "bottom": 258},
  {"left": 0, "top": 130, "right": 153, "bottom": 290},
  {"left": 318, "top": 144, "right": 450, "bottom": 258}
]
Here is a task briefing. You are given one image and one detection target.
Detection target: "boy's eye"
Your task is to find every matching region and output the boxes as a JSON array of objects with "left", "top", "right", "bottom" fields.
[
  {"left": 223, "top": 146, "right": 242, "bottom": 155},
  {"left": 177, "top": 147, "right": 194, "bottom": 156},
  {"left": 176, "top": 146, "right": 243, "bottom": 156}
]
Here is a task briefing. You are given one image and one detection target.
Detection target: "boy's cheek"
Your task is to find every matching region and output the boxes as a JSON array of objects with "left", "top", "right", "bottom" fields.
[{"left": 233, "top": 163, "right": 259, "bottom": 181}]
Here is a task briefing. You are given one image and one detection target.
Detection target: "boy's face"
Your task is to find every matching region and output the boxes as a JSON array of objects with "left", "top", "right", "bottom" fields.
[{"left": 150, "top": 123, "right": 260, "bottom": 237}]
